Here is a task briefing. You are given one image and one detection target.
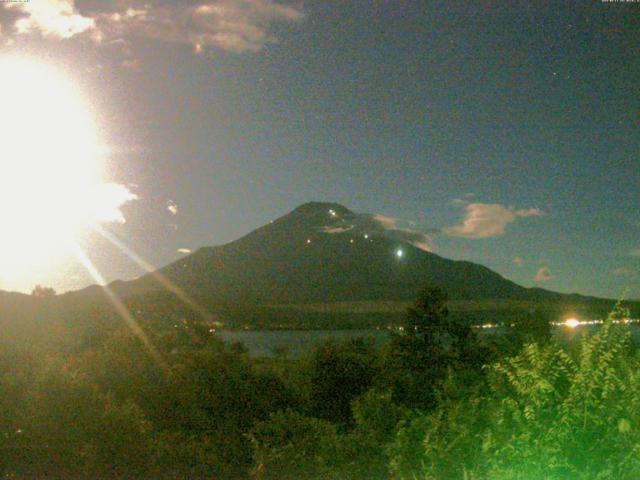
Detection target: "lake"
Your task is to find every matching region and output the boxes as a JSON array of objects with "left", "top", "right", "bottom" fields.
[
  {"left": 214, "top": 329, "right": 389, "bottom": 357},
  {"left": 214, "top": 322, "right": 640, "bottom": 357}
]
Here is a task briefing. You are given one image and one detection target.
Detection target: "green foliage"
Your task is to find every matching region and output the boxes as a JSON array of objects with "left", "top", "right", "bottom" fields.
[
  {"left": 249, "top": 409, "right": 337, "bottom": 480},
  {"left": 482, "top": 301, "right": 640, "bottom": 479},
  {"left": 0, "top": 317, "right": 297, "bottom": 479},
  {"left": 250, "top": 390, "right": 405, "bottom": 480},
  {"left": 0, "top": 352, "right": 157, "bottom": 478},
  {"left": 392, "top": 301, "right": 640, "bottom": 480},
  {"left": 0, "top": 287, "right": 638, "bottom": 479},
  {"left": 389, "top": 392, "right": 487, "bottom": 480},
  {"left": 324, "top": 389, "right": 406, "bottom": 479},
  {"left": 305, "top": 337, "right": 379, "bottom": 425},
  {"left": 381, "top": 286, "right": 488, "bottom": 409}
]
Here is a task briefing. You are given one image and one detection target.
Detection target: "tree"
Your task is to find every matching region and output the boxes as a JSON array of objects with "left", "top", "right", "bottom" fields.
[
  {"left": 380, "top": 286, "right": 487, "bottom": 409},
  {"left": 306, "top": 337, "right": 379, "bottom": 426},
  {"left": 323, "top": 389, "right": 406, "bottom": 480},
  {"left": 249, "top": 409, "right": 337, "bottom": 480},
  {"left": 31, "top": 285, "right": 56, "bottom": 297}
]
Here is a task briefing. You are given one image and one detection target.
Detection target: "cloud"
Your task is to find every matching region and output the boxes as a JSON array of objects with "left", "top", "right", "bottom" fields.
[
  {"left": 320, "top": 225, "right": 354, "bottom": 234},
  {"left": 177, "top": 248, "right": 192, "bottom": 254},
  {"left": 534, "top": 266, "right": 553, "bottom": 282},
  {"left": 167, "top": 200, "right": 178, "bottom": 216},
  {"left": 513, "top": 256, "right": 524, "bottom": 267},
  {"left": 409, "top": 239, "right": 433, "bottom": 252},
  {"left": 318, "top": 212, "right": 436, "bottom": 252},
  {"left": 5, "top": 0, "right": 95, "bottom": 39},
  {"left": 4, "top": 0, "right": 303, "bottom": 54},
  {"left": 444, "top": 203, "right": 543, "bottom": 239},
  {"left": 91, "top": 183, "right": 138, "bottom": 224},
  {"left": 612, "top": 267, "right": 632, "bottom": 276},
  {"left": 366, "top": 214, "right": 437, "bottom": 252},
  {"left": 370, "top": 214, "right": 398, "bottom": 230}
]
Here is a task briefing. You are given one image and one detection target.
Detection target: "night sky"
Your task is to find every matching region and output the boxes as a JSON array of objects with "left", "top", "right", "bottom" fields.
[{"left": 0, "top": 0, "right": 638, "bottom": 299}]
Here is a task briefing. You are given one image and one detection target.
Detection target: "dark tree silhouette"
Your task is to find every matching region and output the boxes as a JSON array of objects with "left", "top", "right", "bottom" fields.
[
  {"left": 31, "top": 285, "right": 56, "bottom": 297},
  {"left": 381, "top": 286, "right": 487, "bottom": 409}
]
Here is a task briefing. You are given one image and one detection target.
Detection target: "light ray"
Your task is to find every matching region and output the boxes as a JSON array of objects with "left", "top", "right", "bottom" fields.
[
  {"left": 68, "top": 240, "right": 169, "bottom": 373},
  {"left": 94, "top": 226, "right": 214, "bottom": 323}
]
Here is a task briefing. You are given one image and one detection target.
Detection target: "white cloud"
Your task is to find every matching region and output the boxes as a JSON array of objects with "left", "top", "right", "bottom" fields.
[
  {"left": 444, "top": 203, "right": 543, "bottom": 239},
  {"left": 370, "top": 214, "right": 398, "bottom": 230},
  {"left": 177, "top": 248, "right": 192, "bottom": 254},
  {"left": 409, "top": 239, "right": 432, "bottom": 252},
  {"left": 316, "top": 212, "right": 436, "bottom": 252},
  {"left": 5, "top": 0, "right": 303, "bottom": 54},
  {"left": 91, "top": 183, "right": 138, "bottom": 224},
  {"left": 513, "top": 256, "right": 524, "bottom": 267},
  {"left": 368, "top": 214, "right": 435, "bottom": 252},
  {"left": 167, "top": 200, "right": 178, "bottom": 216},
  {"left": 359, "top": 214, "right": 435, "bottom": 251},
  {"left": 534, "top": 266, "right": 553, "bottom": 282},
  {"left": 320, "top": 225, "right": 354, "bottom": 234},
  {"left": 6, "top": 0, "right": 95, "bottom": 39}
]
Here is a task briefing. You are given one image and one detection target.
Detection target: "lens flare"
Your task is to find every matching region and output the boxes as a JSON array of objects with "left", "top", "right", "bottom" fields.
[{"left": 0, "top": 57, "right": 135, "bottom": 279}]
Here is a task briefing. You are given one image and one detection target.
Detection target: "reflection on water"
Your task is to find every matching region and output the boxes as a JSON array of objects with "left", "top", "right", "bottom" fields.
[{"left": 215, "top": 321, "right": 640, "bottom": 357}]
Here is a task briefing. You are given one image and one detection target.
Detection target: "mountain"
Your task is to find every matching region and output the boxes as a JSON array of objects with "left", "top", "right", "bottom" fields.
[
  {"left": 105, "top": 202, "right": 595, "bottom": 305},
  {"left": 0, "top": 202, "right": 632, "bottom": 335}
]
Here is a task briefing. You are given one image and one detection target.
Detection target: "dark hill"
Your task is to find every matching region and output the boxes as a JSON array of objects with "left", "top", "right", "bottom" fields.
[{"left": 112, "top": 202, "right": 592, "bottom": 304}]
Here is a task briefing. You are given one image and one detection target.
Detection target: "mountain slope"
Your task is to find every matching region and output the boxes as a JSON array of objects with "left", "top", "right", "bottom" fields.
[
  {"left": 0, "top": 202, "right": 634, "bottom": 335},
  {"left": 113, "top": 202, "right": 588, "bottom": 305}
]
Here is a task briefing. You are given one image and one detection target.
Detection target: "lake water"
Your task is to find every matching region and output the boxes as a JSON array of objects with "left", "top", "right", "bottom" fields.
[
  {"left": 214, "top": 323, "right": 640, "bottom": 357},
  {"left": 214, "top": 329, "right": 389, "bottom": 357}
]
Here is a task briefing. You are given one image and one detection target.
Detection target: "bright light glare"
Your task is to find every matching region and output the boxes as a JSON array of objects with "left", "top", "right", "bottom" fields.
[
  {"left": 396, "top": 248, "right": 404, "bottom": 258},
  {"left": 0, "top": 57, "right": 125, "bottom": 272},
  {"left": 565, "top": 318, "right": 580, "bottom": 328}
]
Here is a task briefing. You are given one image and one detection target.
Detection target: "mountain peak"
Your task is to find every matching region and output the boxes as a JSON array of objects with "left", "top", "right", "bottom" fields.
[
  {"left": 265, "top": 202, "right": 355, "bottom": 231},
  {"left": 289, "top": 202, "right": 353, "bottom": 218}
]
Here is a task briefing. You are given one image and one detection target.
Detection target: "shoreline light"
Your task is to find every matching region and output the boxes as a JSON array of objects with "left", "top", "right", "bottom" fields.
[{"left": 564, "top": 318, "right": 580, "bottom": 328}]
